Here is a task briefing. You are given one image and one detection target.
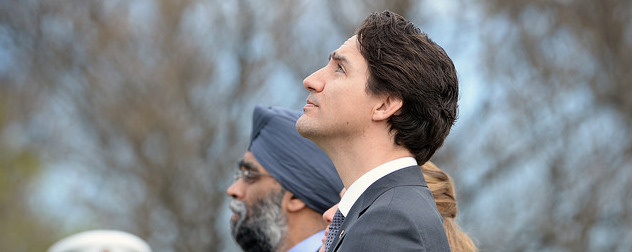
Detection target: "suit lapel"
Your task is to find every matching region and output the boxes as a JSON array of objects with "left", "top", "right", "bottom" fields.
[{"left": 328, "top": 226, "right": 346, "bottom": 252}]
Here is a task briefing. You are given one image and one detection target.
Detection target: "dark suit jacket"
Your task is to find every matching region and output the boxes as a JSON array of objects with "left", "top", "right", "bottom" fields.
[{"left": 327, "top": 166, "right": 451, "bottom": 252}]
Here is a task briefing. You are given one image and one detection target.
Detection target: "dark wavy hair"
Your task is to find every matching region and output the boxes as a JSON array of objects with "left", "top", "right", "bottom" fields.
[{"left": 356, "top": 10, "right": 458, "bottom": 164}]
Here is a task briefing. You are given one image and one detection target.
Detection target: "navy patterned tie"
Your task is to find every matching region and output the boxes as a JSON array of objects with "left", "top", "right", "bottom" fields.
[{"left": 324, "top": 210, "right": 345, "bottom": 252}]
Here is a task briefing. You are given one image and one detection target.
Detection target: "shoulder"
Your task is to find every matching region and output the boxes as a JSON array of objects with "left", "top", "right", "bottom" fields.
[
  {"left": 338, "top": 186, "right": 449, "bottom": 251},
  {"left": 370, "top": 185, "right": 442, "bottom": 228}
]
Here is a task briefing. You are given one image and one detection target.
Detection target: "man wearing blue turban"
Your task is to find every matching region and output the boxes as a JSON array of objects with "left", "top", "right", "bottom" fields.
[{"left": 227, "top": 105, "right": 344, "bottom": 252}]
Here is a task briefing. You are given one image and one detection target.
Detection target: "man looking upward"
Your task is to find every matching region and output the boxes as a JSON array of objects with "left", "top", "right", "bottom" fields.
[{"left": 296, "top": 10, "right": 458, "bottom": 251}]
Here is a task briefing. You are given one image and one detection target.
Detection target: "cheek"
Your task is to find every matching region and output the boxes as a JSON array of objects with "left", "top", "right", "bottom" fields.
[{"left": 242, "top": 186, "right": 264, "bottom": 204}]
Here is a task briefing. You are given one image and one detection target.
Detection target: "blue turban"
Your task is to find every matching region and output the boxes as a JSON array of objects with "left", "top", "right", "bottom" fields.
[{"left": 248, "top": 105, "right": 343, "bottom": 214}]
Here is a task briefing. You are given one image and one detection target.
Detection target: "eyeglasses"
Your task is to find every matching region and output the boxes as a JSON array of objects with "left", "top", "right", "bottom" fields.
[{"left": 233, "top": 169, "right": 273, "bottom": 184}]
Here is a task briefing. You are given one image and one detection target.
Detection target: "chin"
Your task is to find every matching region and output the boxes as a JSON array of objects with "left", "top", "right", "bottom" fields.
[{"left": 295, "top": 116, "right": 314, "bottom": 137}]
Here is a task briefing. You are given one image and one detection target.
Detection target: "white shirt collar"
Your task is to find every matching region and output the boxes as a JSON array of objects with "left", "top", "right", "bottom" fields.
[
  {"left": 287, "top": 230, "right": 325, "bottom": 252},
  {"left": 337, "top": 157, "right": 417, "bottom": 216}
]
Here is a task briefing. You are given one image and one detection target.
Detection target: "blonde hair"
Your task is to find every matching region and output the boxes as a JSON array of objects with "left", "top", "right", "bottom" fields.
[{"left": 422, "top": 162, "right": 477, "bottom": 252}]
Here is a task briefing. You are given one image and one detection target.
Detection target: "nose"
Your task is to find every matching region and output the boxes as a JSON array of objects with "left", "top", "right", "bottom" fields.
[
  {"left": 322, "top": 203, "right": 339, "bottom": 225},
  {"left": 303, "top": 67, "right": 325, "bottom": 93},
  {"left": 226, "top": 179, "right": 245, "bottom": 199}
]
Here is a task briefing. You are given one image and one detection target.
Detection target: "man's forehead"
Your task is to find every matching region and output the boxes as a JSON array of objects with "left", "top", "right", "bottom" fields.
[
  {"left": 336, "top": 35, "right": 359, "bottom": 54},
  {"left": 330, "top": 36, "right": 365, "bottom": 68},
  {"left": 344, "top": 35, "right": 358, "bottom": 45},
  {"left": 241, "top": 151, "right": 269, "bottom": 173}
]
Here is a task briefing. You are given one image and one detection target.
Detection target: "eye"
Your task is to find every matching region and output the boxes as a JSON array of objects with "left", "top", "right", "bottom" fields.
[
  {"left": 335, "top": 64, "right": 345, "bottom": 73},
  {"left": 242, "top": 170, "right": 256, "bottom": 183}
]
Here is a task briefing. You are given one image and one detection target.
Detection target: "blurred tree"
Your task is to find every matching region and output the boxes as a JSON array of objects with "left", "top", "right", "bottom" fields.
[
  {"left": 6, "top": 0, "right": 630, "bottom": 251},
  {"left": 0, "top": 92, "right": 57, "bottom": 251},
  {"left": 0, "top": 0, "right": 335, "bottom": 251},
  {"left": 434, "top": 0, "right": 632, "bottom": 251},
  {"left": 325, "top": 0, "right": 416, "bottom": 35}
]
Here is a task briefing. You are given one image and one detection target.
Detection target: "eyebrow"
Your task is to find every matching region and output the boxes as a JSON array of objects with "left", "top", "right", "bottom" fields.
[
  {"left": 329, "top": 51, "right": 349, "bottom": 65},
  {"left": 238, "top": 160, "right": 257, "bottom": 172}
]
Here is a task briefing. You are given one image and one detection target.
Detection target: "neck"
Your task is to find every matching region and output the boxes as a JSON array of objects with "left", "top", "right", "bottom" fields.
[
  {"left": 278, "top": 208, "right": 326, "bottom": 252},
  {"left": 317, "top": 127, "right": 413, "bottom": 188}
]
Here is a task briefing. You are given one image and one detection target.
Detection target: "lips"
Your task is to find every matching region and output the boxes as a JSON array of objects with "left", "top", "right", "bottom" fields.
[
  {"left": 304, "top": 98, "right": 319, "bottom": 112},
  {"left": 306, "top": 97, "right": 318, "bottom": 107},
  {"left": 229, "top": 199, "right": 247, "bottom": 222}
]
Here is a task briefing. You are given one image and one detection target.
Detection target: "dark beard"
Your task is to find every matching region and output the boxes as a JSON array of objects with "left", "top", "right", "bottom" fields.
[
  {"left": 230, "top": 188, "right": 287, "bottom": 252},
  {"left": 233, "top": 224, "right": 274, "bottom": 252}
]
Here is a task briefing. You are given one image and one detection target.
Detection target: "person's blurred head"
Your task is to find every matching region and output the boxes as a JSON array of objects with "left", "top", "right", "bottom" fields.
[
  {"left": 322, "top": 189, "right": 346, "bottom": 227},
  {"left": 319, "top": 188, "right": 346, "bottom": 252},
  {"left": 227, "top": 105, "right": 343, "bottom": 252},
  {"left": 47, "top": 230, "right": 151, "bottom": 252},
  {"left": 422, "top": 162, "right": 477, "bottom": 252}
]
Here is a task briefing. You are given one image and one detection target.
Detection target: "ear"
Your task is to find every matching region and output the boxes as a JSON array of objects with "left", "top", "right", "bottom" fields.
[
  {"left": 283, "top": 191, "right": 307, "bottom": 212},
  {"left": 372, "top": 95, "right": 403, "bottom": 121}
]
